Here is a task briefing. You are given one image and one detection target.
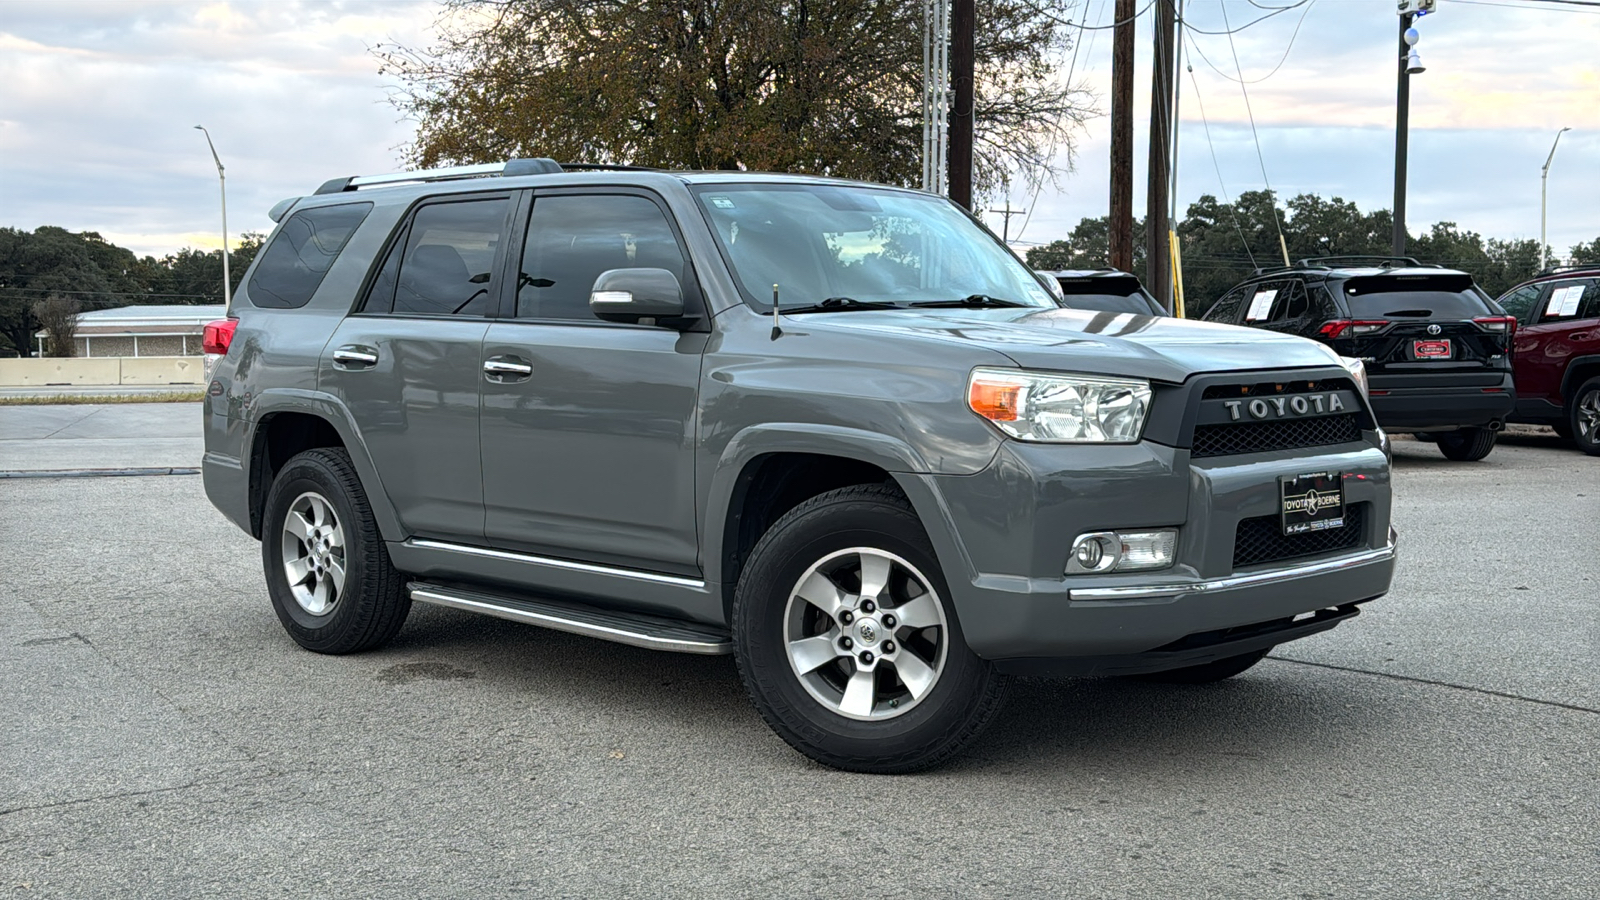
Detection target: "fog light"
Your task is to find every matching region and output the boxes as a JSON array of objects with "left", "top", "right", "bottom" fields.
[
  {"left": 1067, "top": 529, "right": 1178, "bottom": 575},
  {"left": 1115, "top": 530, "right": 1177, "bottom": 571}
]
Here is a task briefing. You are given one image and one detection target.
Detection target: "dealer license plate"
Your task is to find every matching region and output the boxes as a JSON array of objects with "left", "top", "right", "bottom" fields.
[
  {"left": 1413, "top": 338, "right": 1452, "bottom": 359},
  {"left": 1280, "top": 472, "right": 1345, "bottom": 536}
]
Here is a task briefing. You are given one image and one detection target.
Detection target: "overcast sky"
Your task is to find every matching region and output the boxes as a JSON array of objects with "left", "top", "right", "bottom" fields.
[{"left": 1, "top": 0, "right": 1595, "bottom": 262}]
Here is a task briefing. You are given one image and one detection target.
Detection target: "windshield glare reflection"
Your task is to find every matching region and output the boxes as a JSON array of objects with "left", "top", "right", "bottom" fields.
[{"left": 693, "top": 185, "right": 1058, "bottom": 311}]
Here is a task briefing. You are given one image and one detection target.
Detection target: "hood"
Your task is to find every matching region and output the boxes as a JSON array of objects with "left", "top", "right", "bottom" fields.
[{"left": 794, "top": 307, "right": 1344, "bottom": 383}]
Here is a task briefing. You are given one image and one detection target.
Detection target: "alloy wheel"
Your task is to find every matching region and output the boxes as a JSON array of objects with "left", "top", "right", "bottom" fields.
[{"left": 280, "top": 491, "right": 347, "bottom": 617}]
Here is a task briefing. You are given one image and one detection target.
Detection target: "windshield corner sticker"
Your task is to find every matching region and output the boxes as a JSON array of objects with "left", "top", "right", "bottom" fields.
[
  {"left": 707, "top": 195, "right": 736, "bottom": 210},
  {"left": 1245, "top": 289, "right": 1278, "bottom": 321},
  {"left": 1546, "top": 285, "right": 1583, "bottom": 317}
]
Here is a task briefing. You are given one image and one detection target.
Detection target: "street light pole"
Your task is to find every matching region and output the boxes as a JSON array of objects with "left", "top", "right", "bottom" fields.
[
  {"left": 1541, "top": 126, "right": 1571, "bottom": 272},
  {"left": 1391, "top": 11, "right": 1415, "bottom": 257},
  {"left": 194, "top": 125, "right": 230, "bottom": 307}
]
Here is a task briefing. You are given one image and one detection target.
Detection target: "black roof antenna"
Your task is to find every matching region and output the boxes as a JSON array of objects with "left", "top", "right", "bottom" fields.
[{"left": 771, "top": 284, "right": 783, "bottom": 340}]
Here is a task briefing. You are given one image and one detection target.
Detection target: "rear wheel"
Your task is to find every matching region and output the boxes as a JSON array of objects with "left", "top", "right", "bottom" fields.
[
  {"left": 1436, "top": 426, "right": 1497, "bottom": 461},
  {"left": 733, "top": 484, "right": 1009, "bottom": 773},
  {"left": 1569, "top": 376, "right": 1600, "bottom": 456},
  {"left": 1130, "top": 649, "right": 1270, "bottom": 684},
  {"left": 261, "top": 448, "right": 410, "bottom": 654}
]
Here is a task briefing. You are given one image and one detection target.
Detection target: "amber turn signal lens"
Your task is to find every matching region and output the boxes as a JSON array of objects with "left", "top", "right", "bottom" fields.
[{"left": 969, "top": 378, "right": 1022, "bottom": 422}]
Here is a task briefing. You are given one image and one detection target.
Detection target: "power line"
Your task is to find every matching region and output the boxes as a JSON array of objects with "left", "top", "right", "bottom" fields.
[
  {"left": 1218, "top": 0, "right": 1290, "bottom": 266},
  {"left": 1025, "top": 0, "right": 1155, "bottom": 31},
  {"left": 1013, "top": 0, "right": 1105, "bottom": 245},
  {"left": 1443, "top": 0, "right": 1600, "bottom": 11},
  {"left": 1180, "top": 0, "right": 1310, "bottom": 34},
  {"left": 1186, "top": 62, "right": 1257, "bottom": 268},
  {"left": 1184, "top": 0, "right": 1314, "bottom": 85}
]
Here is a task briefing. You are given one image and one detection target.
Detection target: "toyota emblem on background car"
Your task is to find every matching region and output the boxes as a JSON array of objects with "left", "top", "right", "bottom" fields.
[{"left": 1427, "top": 324, "right": 1442, "bottom": 335}]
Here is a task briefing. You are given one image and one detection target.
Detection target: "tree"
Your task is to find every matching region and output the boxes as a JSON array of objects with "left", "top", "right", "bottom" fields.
[
  {"left": 375, "top": 0, "right": 1093, "bottom": 196},
  {"left": 30, "top": 294, "right": 81, "bottom": 357},
  {"left": 1026, "top": 215, "right": 1146, "bottom": 272},
  {"left": 1566, "top": 237, "right": 1600, "bottom": 266}
]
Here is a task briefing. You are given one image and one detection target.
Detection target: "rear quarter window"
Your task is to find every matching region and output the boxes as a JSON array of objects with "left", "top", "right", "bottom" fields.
[{"left": 247, "top": 202, "right": 373, "bottom": 309}]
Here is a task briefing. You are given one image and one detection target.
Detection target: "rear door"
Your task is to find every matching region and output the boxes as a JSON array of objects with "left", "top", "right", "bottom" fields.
[
  {"left": 321, "top": 192, "right": 515, "bottom": 542},
  {"left": 478, "top": 188, "right": 706, "bottom": 577},
  {"left": 1515, "top": 278, "right": 1600, "bottom": 404},
  {"left": 1324, "top": 272, "right": 1512, "bottom": 388}
]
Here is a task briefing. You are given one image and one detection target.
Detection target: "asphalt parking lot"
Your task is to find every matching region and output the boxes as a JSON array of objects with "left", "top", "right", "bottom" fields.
[{"left": 2, "top": 404, "right": 1596, "bottom": 898}]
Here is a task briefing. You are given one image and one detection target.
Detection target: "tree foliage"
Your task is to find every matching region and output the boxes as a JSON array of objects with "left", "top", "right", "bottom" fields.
[
  {"left": 1025, "top": 191, "right": 1594, "bottom": 314},
  {"left": 0, "top": 227, "right": 263, "bottom": 356},
  {"left": 376, "top": 0, "right": 1093, "bottom": 195},
  {"left": 30, "top": 295, "right": 81, "bottom": 358}
]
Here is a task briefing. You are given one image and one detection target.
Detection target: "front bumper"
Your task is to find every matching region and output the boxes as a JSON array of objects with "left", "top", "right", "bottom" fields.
[{"left": 906, "top": 434, "right": 1395, "bottom": 670}]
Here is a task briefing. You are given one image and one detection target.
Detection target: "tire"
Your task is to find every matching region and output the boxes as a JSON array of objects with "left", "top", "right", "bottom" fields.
[
  {"left": 1569, "top": 376, "right": 1600, "bottom": 457},
  {"left": 732, "top": 484, "right": 1009, "bottom": 773},
  {"left": 261, "top": 448, "right": 410, "bottom": 654},
  {"left": 1436, "top": 426, "right": 1498, "bottom": 461},
  {"left": 1129, "top": 648, "right": 1270, "bottom": 684}
]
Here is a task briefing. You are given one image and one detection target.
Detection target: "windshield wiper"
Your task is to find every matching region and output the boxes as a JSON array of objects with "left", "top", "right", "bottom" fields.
[
  {"left": 908, "top": 294, "right": 1032, "bottom": 309},
  {"left": 778, "top": 296, "right": 902, "bottom": 315}
]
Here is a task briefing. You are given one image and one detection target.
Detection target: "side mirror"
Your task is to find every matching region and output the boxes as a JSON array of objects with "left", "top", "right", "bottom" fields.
[{"left": 589, "top": 268, "right": 688, "bottom": 325}]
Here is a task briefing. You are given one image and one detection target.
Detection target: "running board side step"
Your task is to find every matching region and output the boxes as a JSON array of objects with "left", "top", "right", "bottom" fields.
[{"left": 407, "top": 582, "right": 733, "bottom": 655}]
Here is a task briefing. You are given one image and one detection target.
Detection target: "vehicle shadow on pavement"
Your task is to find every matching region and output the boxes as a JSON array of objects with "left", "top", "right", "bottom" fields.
[{"left": 386, "top": 605, "right": 1396, "bottom": 776}]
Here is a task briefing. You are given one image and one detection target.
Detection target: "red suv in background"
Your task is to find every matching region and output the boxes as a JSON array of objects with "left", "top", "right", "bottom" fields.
[{"left": 1497, "top": 265, "right": 1600, "bottom": 456}]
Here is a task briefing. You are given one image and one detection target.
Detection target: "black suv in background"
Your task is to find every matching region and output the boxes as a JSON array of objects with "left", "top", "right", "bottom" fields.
[
  {"left": 1039, "top": 269, "right": 1166, "bottom": 316},
  {"left": 1203, "top": 257, "right": 1516, "bottom": 461}
]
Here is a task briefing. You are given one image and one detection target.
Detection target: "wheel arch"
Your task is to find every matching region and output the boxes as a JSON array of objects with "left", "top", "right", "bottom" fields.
[
  {"left": 1560, "top": 355, "right": 1600, "bottom": 404},
  {"left": 246, "top": 390, "right": 401, "bottom": 541},
  {"left": 704, "top": 424, "right": 977, "bottom": 626}
]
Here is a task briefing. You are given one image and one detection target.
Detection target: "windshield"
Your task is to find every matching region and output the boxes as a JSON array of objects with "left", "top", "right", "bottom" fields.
[
  {"left": 1052, "top": 275, "right": 1161, "bottom": 315},
  {"left": 692, "top": 183, "right": 1059, "bottom": 310}
]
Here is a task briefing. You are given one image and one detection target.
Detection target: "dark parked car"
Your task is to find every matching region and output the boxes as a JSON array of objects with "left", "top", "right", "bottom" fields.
[
  {"left": 1039, "top": 268, "right": 1166, "bottom": 316},
  {"left": 202, "top": 161, "right": 1396, "bottom": 773},
  {"left": 1496, "top": 265, "right": 1600, "bottom": 455},
  {"left": 1203, "top": 257, "right": 1517, "bottom": 461}
]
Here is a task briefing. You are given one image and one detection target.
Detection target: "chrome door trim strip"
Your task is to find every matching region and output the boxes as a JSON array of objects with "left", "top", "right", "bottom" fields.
[{"left": 406, "top": 538, "right": 706, "bottom": 590}]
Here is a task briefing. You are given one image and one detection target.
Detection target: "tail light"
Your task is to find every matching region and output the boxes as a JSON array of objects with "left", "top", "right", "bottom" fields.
[
  {"left": 1318, "top": 319, "right": 1389, "bottom": 339},
  {"left": 1473, "top": 315, "right": 1516, "bottom": 336},
  {"left": 202, "top": 318, "right": 238, "bottom": 355}
]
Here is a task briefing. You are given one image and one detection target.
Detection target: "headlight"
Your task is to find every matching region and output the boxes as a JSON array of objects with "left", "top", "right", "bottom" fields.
[
  {"left": 1339, "top": 356, "right": 1369, "bottom": 398},
  {"left": 968, "top": 368, "right": 1152, "bottom": 443}
]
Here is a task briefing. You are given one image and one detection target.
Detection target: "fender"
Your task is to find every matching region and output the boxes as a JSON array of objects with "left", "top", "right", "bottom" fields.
[
  {"left": 1559, "top": 354, "right": 1600, "bottom": 401},
  {"left": 699, "top": 422, "right": 993, "bottom": 614},
  {"left": 245, "top": 388, "right": 405, "bottom": 542}
]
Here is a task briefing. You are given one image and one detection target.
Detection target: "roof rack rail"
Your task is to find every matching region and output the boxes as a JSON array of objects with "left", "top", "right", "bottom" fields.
[
  {"left": 1249, "top": 264, "right": 1299, "bottom": 277},
  {"left": 1293, "top": 255, "right": 1425, "bottom": 269},
  {"left": 557, "top": 163, "right": 662, "bottom": 172},
  {"left": 313, "top": 157, "right": 567, "bottom": 194},
  {"left": 1536, "top": 263, "right": 1600, "bottom": 276}
]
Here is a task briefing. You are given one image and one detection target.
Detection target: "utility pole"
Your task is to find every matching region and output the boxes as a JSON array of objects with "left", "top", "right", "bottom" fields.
[
  {"left": 1108, "top": 0, "right": 1135, "bottom": 272},
  {"left": 988, "top": 201, "right": 1027, "bottom": 243},
  {"left": 1146, "top": 0, "right": 1177, "bottom": 310},
  {"left": 948, "top": 0, "right": 976, "bottom": 209},
  {"left": 1541, "top": 127, "right": 1571, "bottom": 271}
]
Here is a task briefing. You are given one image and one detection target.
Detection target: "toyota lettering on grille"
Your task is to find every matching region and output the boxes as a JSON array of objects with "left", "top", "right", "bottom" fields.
[{"left": 1222, "top": 394, "right": 1346, "bottom": 421}]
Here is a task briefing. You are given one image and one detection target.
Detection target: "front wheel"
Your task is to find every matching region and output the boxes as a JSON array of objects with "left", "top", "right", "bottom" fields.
[
  {"left": 1570, "top": 376, "right": 1600, "bottom": 457},
  {"left": 1436, "top": 426, "right": 1498, "bottom": 461},
  {"left": 733, "top": 485, "right": 1009, "bottom": 773}
]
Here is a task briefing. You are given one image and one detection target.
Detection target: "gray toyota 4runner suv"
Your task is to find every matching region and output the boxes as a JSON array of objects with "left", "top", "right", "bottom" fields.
[{"left": 203, "top": 160, "right": 1397, "bottom": 773}]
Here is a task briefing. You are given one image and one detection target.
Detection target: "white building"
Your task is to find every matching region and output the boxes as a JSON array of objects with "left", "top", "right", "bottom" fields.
[{"left": 35, "top": 304, "right": 228, "bottom": 358}]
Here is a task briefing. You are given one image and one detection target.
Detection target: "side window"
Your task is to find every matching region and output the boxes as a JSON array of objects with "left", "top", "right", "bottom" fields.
[
  {"left": 248, "top": 202, "right": 372, "bottom": 309},
  {"left": 389, "top": 198, "right": 508, "bottom": 317},
  {"left": 1243, "top": 282, "right": 1286, "bottom": 324},
  {"left": 1496, "top": 285, "right": 1543, "bottom": 326},
  {"left": 1266, "top": 281, "right": 1309, "bottom": 324},
  {"left": 360, "top": 223, "right": 410, "bottom": 315},
  {"left": 1203, "top": 287, "right": 1247, "bottom": 323},
  {"left": 1309, "top": 284, "right": 1341, "bottom": 322},
  {"left": 1541, "top": 279, "right": 1600, "bottom": 321},
  {"left": 518, "top": 194, "right": 688, "bottom": 320}
]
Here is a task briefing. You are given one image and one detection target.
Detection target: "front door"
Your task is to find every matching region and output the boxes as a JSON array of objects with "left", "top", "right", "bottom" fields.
[
  {"left": 320, "top": 192, "right": 515, "bottom": 542},
  {"left": 479, "top": 190, "right": 705, "bottom": 576}
]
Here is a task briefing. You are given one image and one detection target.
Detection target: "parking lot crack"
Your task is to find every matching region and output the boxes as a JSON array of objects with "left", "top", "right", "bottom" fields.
[{"left": 1268, "top": 656, "right": 1600, "bottom": 716}]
